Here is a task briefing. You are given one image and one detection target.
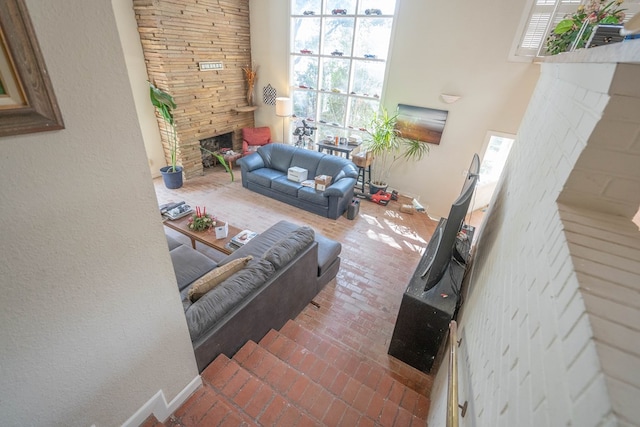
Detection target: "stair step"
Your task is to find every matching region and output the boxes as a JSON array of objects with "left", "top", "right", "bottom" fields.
[
  {"left": 272, "top": 320, "right": 430, "bottom": 417},
  {"left": 139, "top": 414, "right": 164, "bottom": 427},
  {"left": 200, "top": 353, "right": 317, "bottom": 426},
  {"left": 279, "top": 319, "right": 433, "bottom": 396},
  {"left": 234, "top": 338, "right": 426, "bottom": 425},
  {"left": 295, "top": 287, "right": 434, "bottom": 396}
]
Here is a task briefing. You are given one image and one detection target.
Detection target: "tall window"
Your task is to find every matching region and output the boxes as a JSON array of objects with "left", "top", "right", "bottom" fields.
[
  {"left": 513, "top": 0, "right": 640, "bottom": 58},
  {"left": 290, "top": 0, "right": 396, "bottom": 142}
]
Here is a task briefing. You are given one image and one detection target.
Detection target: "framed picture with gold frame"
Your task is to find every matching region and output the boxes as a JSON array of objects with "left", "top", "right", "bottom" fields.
[{"left": 0, "top": 0, "right": 64, "bottom": 137}]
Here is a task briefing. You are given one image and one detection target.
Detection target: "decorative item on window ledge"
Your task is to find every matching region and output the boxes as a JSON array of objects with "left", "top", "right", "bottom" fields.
[
  {"left": 188, "top": 206, "right": 217, "bottom": 232},
  {"left": 242, "top": 63, "right": 258, "bottom": 106},
  {"left": 544, "top": 0, "right": 627, "bottom": 55}
]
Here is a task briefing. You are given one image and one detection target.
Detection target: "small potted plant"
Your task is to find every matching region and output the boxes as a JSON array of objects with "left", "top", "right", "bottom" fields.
[
  {"left": 363, "top": 106, "right": 429, "bottom": 194},
  {"left": 149, "top": 82, "right": 182, "bottom": 189},
  {"left": 188, "top": 206, "right": 217, "bottom": 232}
]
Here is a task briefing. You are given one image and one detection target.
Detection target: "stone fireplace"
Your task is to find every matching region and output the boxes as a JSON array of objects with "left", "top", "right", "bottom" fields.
[{"left": 133, "top": 0, "right": 255, "bottom": 179}]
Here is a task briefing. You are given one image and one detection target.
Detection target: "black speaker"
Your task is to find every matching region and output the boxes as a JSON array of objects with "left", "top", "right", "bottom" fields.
[
  {"left": 388, "top": 219, "right": 474, "bottom": 373},
  {"left": 347, "top": 198, "right": 360, "bottom": 220},
  {"left": 388, "top": 289, "right": 455, "bottom": 372}
]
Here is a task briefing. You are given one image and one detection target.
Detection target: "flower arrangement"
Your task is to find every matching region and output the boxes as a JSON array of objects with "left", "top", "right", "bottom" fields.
[
  {"left": 545, "top": 0, "right": 626, "bottom": 55},
  {"left": 188, "top": 206, "right": 217, "bottom": 232}
]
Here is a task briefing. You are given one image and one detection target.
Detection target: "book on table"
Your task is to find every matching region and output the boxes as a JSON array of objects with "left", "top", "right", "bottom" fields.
[{"left": 228, "top": 230, "right": 258, "bottom": 250}]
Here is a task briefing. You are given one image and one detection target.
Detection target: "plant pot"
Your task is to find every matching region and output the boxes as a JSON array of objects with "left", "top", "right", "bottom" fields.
[
  {"left": 369, "top": 182, "right": 387, "bottom": 194},
  {"left": 160, "top": 165, "right": 183, "bottom": 189}
]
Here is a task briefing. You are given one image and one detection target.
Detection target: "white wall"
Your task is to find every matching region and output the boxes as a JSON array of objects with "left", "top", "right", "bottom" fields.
[
  {"left": 427, "top": 44, "right": 640, "bottom": 426},
  {"left": 0, "top": 1, "right": 199, "bottom": 425},
  {"left": 249, "top": 0, "right": 540, "bottom": 217},
  {"left": 250, "top": 0, "right": 291, "bottom": 140},
  {"left": 113, "top": 0, "right": 167, "bottom": 178}
]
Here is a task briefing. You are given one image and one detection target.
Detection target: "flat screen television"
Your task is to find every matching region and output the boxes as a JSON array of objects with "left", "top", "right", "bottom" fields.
[{"left": 421, "top": 153, "right": 480, "bottom": 291}]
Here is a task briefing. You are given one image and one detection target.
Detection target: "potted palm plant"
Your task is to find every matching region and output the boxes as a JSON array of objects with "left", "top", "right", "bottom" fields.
[
  {"left": 149, "top": 82, "right": 183, "bottom": 189},
  {"left": 364, "top": 106, "right": 429, "bottom": 194}
]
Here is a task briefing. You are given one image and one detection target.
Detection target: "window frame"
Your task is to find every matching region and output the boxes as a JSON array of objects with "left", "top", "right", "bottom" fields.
[{"left": 288, "top": 1, "right": 398, "bottom": 141}]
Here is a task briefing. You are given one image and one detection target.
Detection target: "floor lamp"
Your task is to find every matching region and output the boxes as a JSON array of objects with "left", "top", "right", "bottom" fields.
[{"left": 275, "top": 97, "right": 292, "bottom": 144}]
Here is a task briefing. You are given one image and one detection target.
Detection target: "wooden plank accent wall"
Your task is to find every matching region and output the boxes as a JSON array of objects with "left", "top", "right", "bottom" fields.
[{"left": 133, "top": 0, "right": 255, "bottom": 179}]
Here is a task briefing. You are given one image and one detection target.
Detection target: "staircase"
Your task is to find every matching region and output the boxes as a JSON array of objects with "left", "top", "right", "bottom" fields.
[{"left": 144, "top": 319, "right": 431, "bottom": 426}]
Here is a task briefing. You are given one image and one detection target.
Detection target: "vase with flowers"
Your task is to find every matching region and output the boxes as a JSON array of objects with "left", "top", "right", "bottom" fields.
[
  {"left": 188, "top": 206, "right": 217, "bottom": 232},
  {"left": 242, "top": 63, "right": 258, "bottom": 106},
  {"left": 545, "top": 0, "right": 626, "bottom": 55}
]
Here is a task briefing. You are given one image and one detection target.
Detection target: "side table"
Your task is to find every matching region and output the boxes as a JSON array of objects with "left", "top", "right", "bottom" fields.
[
  {"left": 223, "top": 152, "right": 243, "bottom": 169},
  {"left": 316, "top": 141, "right": 356, "bottom": 159}
]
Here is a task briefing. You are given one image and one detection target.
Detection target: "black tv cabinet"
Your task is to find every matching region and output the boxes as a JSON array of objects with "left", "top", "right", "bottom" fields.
[{"left": 388, "top": 219, "right": 474, "bottom": 373}]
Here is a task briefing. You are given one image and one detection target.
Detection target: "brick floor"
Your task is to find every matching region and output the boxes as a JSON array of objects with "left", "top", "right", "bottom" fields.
[{"left": 148, "top": 166, "right": 484, "bottom": 426}]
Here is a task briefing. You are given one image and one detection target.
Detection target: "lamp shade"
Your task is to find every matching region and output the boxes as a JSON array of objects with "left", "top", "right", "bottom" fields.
[{"left": 275, "top": 97, "right": 292, "bottom": 117}]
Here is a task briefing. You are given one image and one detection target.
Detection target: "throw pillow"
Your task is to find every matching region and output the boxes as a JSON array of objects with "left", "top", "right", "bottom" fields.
[
  {"left": 185, "top": 258, "right": 276, "bottom": 341},
  {"left": 262, "top": 227, "right": 315, "bottom": 270},
  {"left": 188, "top": 255, "right": 253, "bottom": 302}
]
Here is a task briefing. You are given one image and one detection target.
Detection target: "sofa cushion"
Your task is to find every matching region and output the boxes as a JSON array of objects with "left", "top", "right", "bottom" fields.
[
  {"left": 166, "top": 234, "right": 182, "bottom": 251},
  {"left": 297, "top": 187, "right": 329, "bottom": 206},
  {"left": 316, "top": 155, "right": 356, "bottom": 181},
  {"left": 314, "top": 233, "right": 342, "bottom": 277},
  {"left": 170, "top": 245, "right": 218, "bottom": 291},
  {"left": 184, "top": 258, "right": 276, "bottom": 341},
  {"left": 262, "top": 226, "right": 315, "bottom": 270},
  {"left": 188, "top": 256, "right": 253, "bottom": 302},
  {"left": 246, "top": 168, "right": 285, "bottom": 188},
  {"left": 222, "top": 222, "right": 309, "bottom": 263},
  {"left": 258, "top": 143, "right": 296, "bottom": 172},
  {"left": 291, "top": 150, "right": 322, "bottom": 178},
  {"left": 272, "top": 176, "right": 304, "bottom": 197}
]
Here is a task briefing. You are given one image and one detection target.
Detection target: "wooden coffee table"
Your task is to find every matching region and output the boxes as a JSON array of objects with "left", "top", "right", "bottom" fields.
[{"left": 163, "top": 215, "right": 242, "bottom": 255}]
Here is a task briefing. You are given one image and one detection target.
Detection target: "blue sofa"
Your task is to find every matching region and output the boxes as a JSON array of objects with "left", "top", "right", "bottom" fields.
[{"left": 238, "top": 143, "right": 358, "bottom": 219}]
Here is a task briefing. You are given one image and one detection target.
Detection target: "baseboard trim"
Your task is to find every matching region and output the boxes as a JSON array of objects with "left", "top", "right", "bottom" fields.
[{"left": 121, "top": 375, "right": 202, "bottom": 427}]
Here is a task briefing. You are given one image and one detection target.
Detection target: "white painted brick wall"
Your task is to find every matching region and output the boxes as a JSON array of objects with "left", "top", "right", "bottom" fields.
[{"left": 428, "top": 58, "right": 640, "bottom": 426}]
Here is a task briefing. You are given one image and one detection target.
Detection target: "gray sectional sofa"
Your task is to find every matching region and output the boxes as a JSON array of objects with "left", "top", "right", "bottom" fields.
[
  {"left": 238, "top": 143, "right": 358, "bottom": 219},
  {"left": 167, "top": 220, "right": 341, "bottom": 371}
]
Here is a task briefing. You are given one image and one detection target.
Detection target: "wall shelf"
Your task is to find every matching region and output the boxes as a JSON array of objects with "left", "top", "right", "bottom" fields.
[{"left": 233, "top": 106, "right": 258, "bottom": 113}]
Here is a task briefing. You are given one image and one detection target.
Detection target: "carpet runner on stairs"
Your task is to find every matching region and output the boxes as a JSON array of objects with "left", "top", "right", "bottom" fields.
[{"left": 142, "top": 320, "right": 431, "bottom": 426}]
